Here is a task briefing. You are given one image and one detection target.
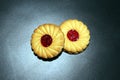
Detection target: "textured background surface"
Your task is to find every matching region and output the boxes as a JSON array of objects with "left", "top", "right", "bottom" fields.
[{"left": 0, "top": 0, "right": 120, "bottom": 80}]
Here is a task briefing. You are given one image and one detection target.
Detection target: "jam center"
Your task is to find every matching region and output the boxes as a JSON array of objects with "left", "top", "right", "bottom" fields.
[
  {"left": 67, "top": 30, "right": 79, "bottom": 41},
  {"left": 41, "top": 34, "right": 52, "bottom": 47}
]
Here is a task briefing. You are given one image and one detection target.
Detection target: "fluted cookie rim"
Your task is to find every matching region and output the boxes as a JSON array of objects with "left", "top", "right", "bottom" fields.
[
  {"left": 60, "top": 19, "right": 90, "bottom": 54},
  {"left": 31, "top": 24, "right": 65, "bottom": 59}
]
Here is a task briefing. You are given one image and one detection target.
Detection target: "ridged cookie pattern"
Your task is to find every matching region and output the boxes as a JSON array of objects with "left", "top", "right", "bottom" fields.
[
  {"left": 31, "top": 24, "right": 64, "bottom": 59},
  {"left": 60, "top": 19, "right": 90, "bottom": 53}
]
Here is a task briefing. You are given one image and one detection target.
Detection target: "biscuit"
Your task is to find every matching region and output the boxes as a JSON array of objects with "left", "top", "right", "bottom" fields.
[
  {"left": 60, "top": 19, "right": 90, "bottom": 53},
  {"left": 31, "top": 24, "right": 64, "bottom": 59}
]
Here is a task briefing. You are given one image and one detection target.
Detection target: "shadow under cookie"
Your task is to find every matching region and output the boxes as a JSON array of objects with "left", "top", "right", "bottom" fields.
[
  {"left": 32, "top": 48, "right": 63, "bottom": 61},
  {"left": 63, "top": 43, "right": 90, "bottom": 55}
]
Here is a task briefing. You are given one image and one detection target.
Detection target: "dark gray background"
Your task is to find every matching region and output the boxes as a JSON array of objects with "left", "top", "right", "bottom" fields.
[{"left": 0, "top": 0, "right": 120, "bottom": 80}]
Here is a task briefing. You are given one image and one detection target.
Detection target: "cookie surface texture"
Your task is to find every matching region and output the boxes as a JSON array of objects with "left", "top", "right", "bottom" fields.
[
  {"left": 31, "top": 24, "right": 64, "bottom": 59},
  {"left": 60, "top": 19, "right": 90, "bottom": 53}
]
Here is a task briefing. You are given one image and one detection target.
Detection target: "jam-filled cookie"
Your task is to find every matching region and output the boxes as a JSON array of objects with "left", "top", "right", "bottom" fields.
[
  {"left": 60, "top": 19, "right": 90, "bottom": 53},
  {"left": 31, "top": 24, "right": 64, "bottom": 59}
]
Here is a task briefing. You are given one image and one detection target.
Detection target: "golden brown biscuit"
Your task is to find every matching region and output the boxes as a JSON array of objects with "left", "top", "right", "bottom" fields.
[
  {"left": 31, "top": 24, "right": 64, "bottom": 59},
  {"left": 60, "top": 19, "right": 90, "bottom": 53}
]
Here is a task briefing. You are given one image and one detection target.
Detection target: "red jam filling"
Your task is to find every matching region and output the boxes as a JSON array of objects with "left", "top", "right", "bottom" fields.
[
  {"left": 41, "top": 34, "right": 52, "bottom": 47},
  {"left": 67, "top": 30, "right": 79, "bottom": 41}
]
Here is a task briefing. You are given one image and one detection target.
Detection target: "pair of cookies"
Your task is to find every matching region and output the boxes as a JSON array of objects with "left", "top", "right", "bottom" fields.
[{"left": 31, "top": 19, "right": 90, "bottom": 59}]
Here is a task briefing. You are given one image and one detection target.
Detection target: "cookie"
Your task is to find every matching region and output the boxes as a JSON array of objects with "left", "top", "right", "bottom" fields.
[
  {"left": 31, "top": 24, "right": 64, "bottom": 59},
  {"left": 60, "top": 19, "right": 90, "bottom": 53}
]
